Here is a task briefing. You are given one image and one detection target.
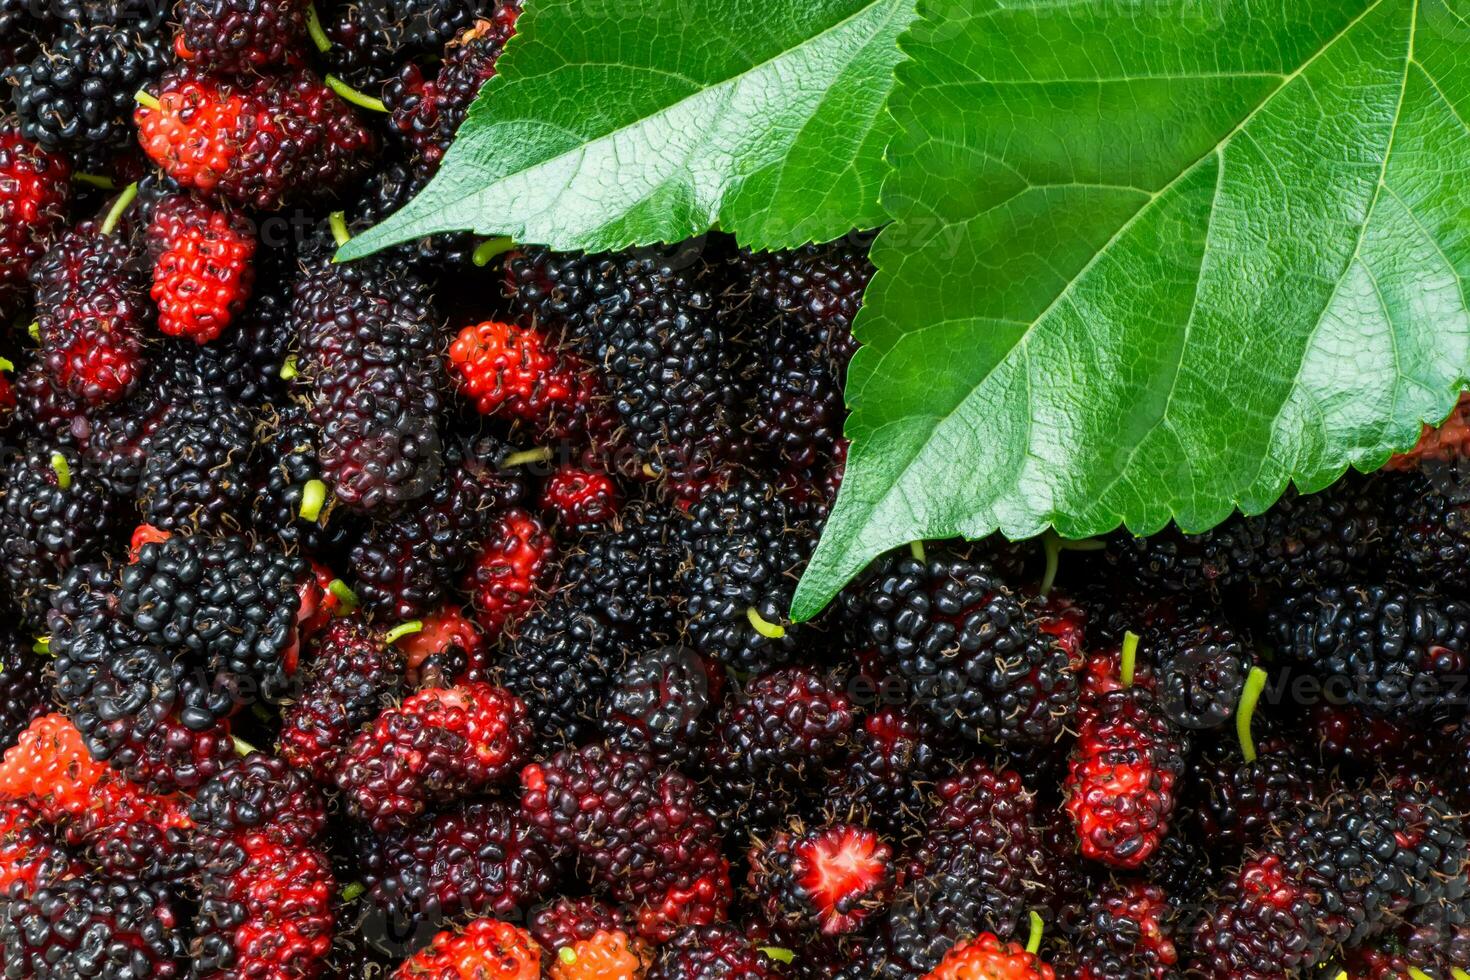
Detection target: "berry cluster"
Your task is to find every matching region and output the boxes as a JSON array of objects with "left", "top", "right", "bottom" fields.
[{"left": 3, "top": 3, "right": 1470, "bottom": 977}]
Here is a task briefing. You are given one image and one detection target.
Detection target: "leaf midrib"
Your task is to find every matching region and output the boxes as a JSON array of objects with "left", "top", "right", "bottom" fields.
[
  {"left": 1108, "top": 0, "right": 1419, "bottom": 512},
  {"left": 859, "top": 0, "right": 1396, "bottom": 541},
  {"left": 742, "top": 0, "right": 912, "bottom": 229},
  {"left": 1258, "top": 0, "right": 1420, "bottom": 486}
]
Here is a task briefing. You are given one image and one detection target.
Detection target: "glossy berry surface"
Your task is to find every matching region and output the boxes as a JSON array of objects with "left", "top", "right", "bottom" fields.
[
  {"left": 1064, "top": 688, "right": 1186, "bottom": 869},
  {"left": 146, "top": 195, "right": 255, "bottom": 344},
  {"left": 0, "top": 128, "right": 70, "bottom": 316},
  {"left": 337, "top": 681, "right": 532, "bottom": 829},
  {"left": 391, "top": 917, "right": 541, "bottom": 979},
  {"left": 136, "top": 67, "right": 375, "bottom": 210}
]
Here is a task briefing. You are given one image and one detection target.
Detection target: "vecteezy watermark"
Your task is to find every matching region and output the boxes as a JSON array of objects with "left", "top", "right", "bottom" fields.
[
  {"left": 349, "top": 890, "right": 545, "bottom": 964},
  {"left": 1423, "top": 0, "right": 1470, "bottom": 41},
  {"left": 9, "top": 0, "right": 169, "bottom": 21},
  {"left": 350, "top": 902, "right": 454, "bottom": 964},
  {"left": 1256, "top": 666, "right": 1470, "bottom": 715},
  {"left": 614, "top": 644, "right": 715, "bottom": 738},
  {"left": 840, "top": 662, "right": 1470, "bottom": 725}
]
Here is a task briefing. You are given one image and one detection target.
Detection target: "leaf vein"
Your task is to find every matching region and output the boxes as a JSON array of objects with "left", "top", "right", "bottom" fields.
[
  {"left": 1412, "top": 59, "right": 1470, "bottom": 138},
  {"left": 842, "top": 0, "right": 1392, "bottom": 558},
  {"left": 1258, "top": 0, "right": 1417, "bottom": 488}
]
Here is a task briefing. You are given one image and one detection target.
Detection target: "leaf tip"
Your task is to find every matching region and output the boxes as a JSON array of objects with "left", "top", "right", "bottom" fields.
[
  {"left": 787, "top": 587, "right": 823, "bottom": 625},
  {"left": 788, "top": 577, "right": 829, "bottom": 624}
]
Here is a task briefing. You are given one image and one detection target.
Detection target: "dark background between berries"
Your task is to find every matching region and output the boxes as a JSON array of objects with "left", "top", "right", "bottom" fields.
[{"left": 1, "top": 0, "right": 1469, "bottom": 978}]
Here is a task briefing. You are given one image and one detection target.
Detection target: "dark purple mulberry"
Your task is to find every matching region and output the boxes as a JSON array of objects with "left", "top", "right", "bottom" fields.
[
  {"left": 858, "top": 550, "right": 1078, "bottom": 744},
  {"left": 292, "top": 246, "right": 445, "bottom": 514}
]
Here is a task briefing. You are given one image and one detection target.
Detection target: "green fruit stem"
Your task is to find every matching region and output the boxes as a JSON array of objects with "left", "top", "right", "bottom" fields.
[
  {"left": 49, "top": 452, "right": 71, "bottom": 490},
  {"left": 1041, "top": 534, "right": 1062, "bottom": 597},
  {"left": 328, "top": 211, "right": 351, "bottom": 247},
  {"left": 1038, "top": 532, "right": 1104, "bottom": 598},
  {"left": 133, "top": 90, "right": 162, "bottom": 112},
  {"left": 72, "top": 173, "right": 117, "bottom": 190},
  {"left": 232, "top": 735, "right": 260, "bottom": 757},
  {"left": 298, "top": 479, "right": 328, "bottom": 523},
  {"left": 99, "top": 182, "right": 138, "bottom": 236},
  {"left": 328, "top": 578, "right": 359, "bottom": 613},
  {"left": 909, "top": 540, "right": 926, "bottom": 562},
  {"left": 747, "top": 607, "right": 786, "bottom": 639},
  {"left": 305, "top": 2, "right": 332, "bottom": 52},
  {"left": 1236, "top": 665, "right": 1268, "bottom": 763},
  {"left": 385, "top": 621, "right": 423, "bottom": 644},
  {"left": 502, "top": 446, "right": 552, "bottom": 468},
  {"left": 472, "top": 237, "right": 515, "bottom": 266},
  {"left": 1025, "top": 910, "right": 1044, "bottom": 955},
  {"left": 325, "top": 75, "right": 388, "bottom": 113},
  {"left": 1119, "top": 630, "right": 1139, "bottom": 689}
]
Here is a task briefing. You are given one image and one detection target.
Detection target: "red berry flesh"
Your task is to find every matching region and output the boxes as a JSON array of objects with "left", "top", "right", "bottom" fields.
[{"left": 146, "top": 194, "right": 256, "bottom": 343}]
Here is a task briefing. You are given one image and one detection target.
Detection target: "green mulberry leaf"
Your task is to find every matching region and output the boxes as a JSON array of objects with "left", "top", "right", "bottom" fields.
[
  {"left": 336, "top": 0, "right": 915, "bottom": 260},
  {"left": 792, "top": 0, "right": 1470, "bottom": 620}
]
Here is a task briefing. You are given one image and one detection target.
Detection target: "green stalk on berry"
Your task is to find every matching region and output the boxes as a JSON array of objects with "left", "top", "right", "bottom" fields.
[
  {"left": 472, "top": 237, "right": 514, "bottom": 266},
  {"left": 502, "top": 447, "right": 553, "bottom": 468},
  {"left": 328, "top": 579, "right": 359, "bottom": 614},
  {"left": 746, "top": 607, "right": 786, "bottom": 639},
  {"left": 1119, "top": 630, "right": 1140, "bottom": 688},
  {"left": 1235, "top": 666, "right": 1269, "bottom": 763},
  {"left": 49, "top": 453, "right": 71, "bottom": 490},
  {"left": 305, "top": 2, "right": 331, "bottom": 53},
  {"left": 325, "top": 76, "right": 387, "bottom": 114},
  {"left": 72, "top": 173, "right": 117, "bottom": 190},
  {"left": 384, "top": 621, "right": 423, "bottom": 644},
  {"left": 298, "top": 479, "right": 328, "bottom": 523},
  {"left": 328, "top": 211, "right": 352, "bottom": 247},
  {"left": 1039, "top": 530, "right": 1105, "bottom": 597},
  {"left": 99, "top": 182, "right": 138, "bottom": 236}
]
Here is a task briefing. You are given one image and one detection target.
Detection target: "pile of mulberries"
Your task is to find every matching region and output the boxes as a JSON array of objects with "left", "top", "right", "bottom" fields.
[
  {"left": 4, "top": 7, "right": 1470, "bottom": 975},
  {"left": 1192, "top": 787, "right": 1468, "bottom": 976}
]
